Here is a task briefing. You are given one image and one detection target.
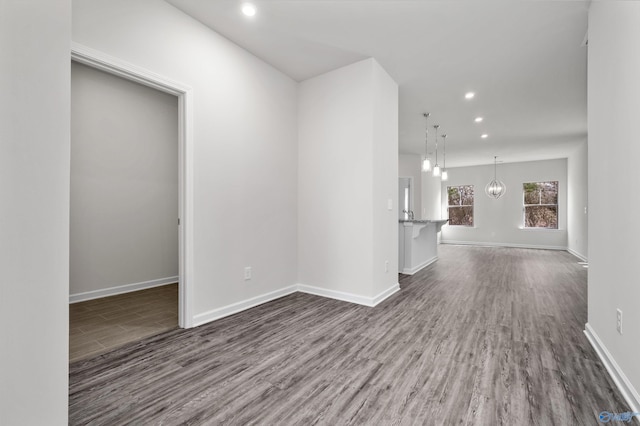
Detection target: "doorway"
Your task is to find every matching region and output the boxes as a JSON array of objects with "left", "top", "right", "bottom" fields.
[
  {"left": 399, "top": 177, "right": 414, "bottom": 220},
  {"left": 69, "top": 44, "right": 194, "bottom": 360}
]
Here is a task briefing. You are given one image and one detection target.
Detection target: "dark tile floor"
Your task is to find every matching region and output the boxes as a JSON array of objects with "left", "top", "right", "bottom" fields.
[{"left": 69, "top": 283, "right": 178, "bottom": 362}]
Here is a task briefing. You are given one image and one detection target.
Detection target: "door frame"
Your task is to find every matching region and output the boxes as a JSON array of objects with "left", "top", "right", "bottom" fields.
[{"left": 71, "top": 42, "right": 194, "bottom": 328}]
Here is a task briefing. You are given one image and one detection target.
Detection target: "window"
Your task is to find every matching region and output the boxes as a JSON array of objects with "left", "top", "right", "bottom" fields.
[
  {"left": 447, "top": 185, "right": 474, "bottom": 226},
  {"left": 523, "top": 181, "right": 558, "bottom": 228}
]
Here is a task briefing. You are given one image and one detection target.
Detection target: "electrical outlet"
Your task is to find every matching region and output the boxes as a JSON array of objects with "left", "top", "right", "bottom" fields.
[
  {"left": 616, "top": 309, "right": 623, "bottom": 334},
  {"left": 244, "top": 267, "right": 252, "bottom": 281},
  {"left": 385, "top": 261, "right": 389, "bottom": 273}
]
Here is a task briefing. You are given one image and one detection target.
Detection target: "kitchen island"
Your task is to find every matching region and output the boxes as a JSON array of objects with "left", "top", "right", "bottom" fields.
[{"left": 398, "top": 219, "right": 448, "bottom": 275}]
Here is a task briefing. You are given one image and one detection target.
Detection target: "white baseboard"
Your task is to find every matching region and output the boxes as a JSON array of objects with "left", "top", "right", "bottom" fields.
[
  {"left": 567, "top": 248, "right": 588, "bottom": 262},
  {"left": 69, "top": 276, "right": 178, "bottom": 303},
  {"left": 401, "top": 256, "right": 438, "bottom": 275},
  {"left": 298, "top": 282, "right": 400, "bottom": 307},
  {"left": 73, "top": 278, "right": 401, "bottom": 327},
  {"left": 371, "top": 283, "right": 401, "bottom": 306},
  {"left": 194, "top": 283, "right": 400, "bottom": 328},
  {"left": 440, "top": 240, "right": 566, "bottom": 251},
  {"left": 193, "top": 285, "right": 298, "bottom": 327},
  {"left": 584, "top": 323, "right": 640, "bottom": 417}
]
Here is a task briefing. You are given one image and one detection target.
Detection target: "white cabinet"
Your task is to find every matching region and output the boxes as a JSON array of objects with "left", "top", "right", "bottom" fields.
[{"left": 398, "top": 220, "right": 447, "bottom": 274}]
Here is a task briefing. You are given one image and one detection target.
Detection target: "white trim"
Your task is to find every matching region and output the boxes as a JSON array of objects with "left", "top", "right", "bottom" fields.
[
  {"left": 584, "top": 323, "right": 640, "bottom": 417},
  {"left": 71, "top": 43, "right": 195, "bottom": 328},
  {"left": 567, "top": 248, "right": 588, "bottom": 262},
  {"left": 193, "top": 286, "right": 298, "bottom": 327},
  {"left": 518, "top": 227, "right": 565, "bottom": 232},
  {"left": 193, "top": 283, "right": 401, "bottom": 328},
  {"left": 298, "top": 282, "right": 400, "bottom": 307},
  {"left": 69, "top": 277, "right": 178, "bottom": 304},
  {"left": 297, "top": 284, "right": 373, "bottom": 306},
  {"left": 371, "top": 283, "right": 401, "bottom": 306},
  {"left": 401, "top": 256, "right": 438, "bottom": 275},
  {"left": 440, "top": 240, "right": 566, "bottom": 251},
  {"left": 70, "top": 43, "right": 190, "bottom": 95}
]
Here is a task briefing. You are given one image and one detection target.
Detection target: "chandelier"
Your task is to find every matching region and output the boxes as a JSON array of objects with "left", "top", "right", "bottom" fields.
[{"left": 485, "top": 156, "right": 506, "bottom": 199}]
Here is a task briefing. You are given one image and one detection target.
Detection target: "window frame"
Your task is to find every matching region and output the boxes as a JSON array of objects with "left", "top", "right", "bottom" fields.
[
  {"left": 447, "top": 185, "right": 475, "bottom": 227},
  {"left": 522, "top": 181, "right": 559, "bottom": 229}
]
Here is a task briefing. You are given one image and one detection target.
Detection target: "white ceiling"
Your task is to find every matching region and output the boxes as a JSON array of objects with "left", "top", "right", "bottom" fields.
[{"left": 166, "top": 0, "right": 589, "bottom": 167}]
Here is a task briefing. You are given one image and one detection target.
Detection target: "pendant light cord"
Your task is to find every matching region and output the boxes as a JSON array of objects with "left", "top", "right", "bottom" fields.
[
  {"left": 434, "top": 125, "right": 439, "bottom": 165},
  {"left": 423, "top": 113, "right": 429, "bottom": 157},
  {"left": 443, "top": 135, "right": 446, "bottom": 169}
]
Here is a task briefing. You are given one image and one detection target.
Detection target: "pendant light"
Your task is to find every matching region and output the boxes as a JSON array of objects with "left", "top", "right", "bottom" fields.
[
  {"left": 432, "top": 125, "right": 441, "bottom": 177},
  {"left": 441, "top": 134, "right": 448, "bottom": 181},
  {"left": 485, "top": 156, "right": 506, "bottom": 199},
  {"left": 421, "top": 113, "right": 431, "bottom": 172}
]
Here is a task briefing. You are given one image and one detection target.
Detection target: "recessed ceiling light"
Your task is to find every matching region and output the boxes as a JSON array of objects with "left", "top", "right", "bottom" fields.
[
  {"left": 465, "top": 92, "right": 475, "bottom": 100},
  {"left": 241, "top": 3, "right": 256, "bottom": 16},
  {"left": 481, "top": 134, "right": 489, "bottom": 139},
  {"left": 474, "top": 117, "right": 483, "bottom": 123}
]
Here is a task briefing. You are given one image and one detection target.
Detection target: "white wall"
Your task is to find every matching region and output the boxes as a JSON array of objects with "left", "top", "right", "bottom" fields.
[
  {"left": 73, "top": 0, "right": 298, "bottom": 321},
  {"left": 587, "top": 1, "right": 640, "bottom": 408},
  {"left": 298, "top": 58, "right": 398, "bottom": 300},
  {"left": 70, "top": 62, "right": 179, "bottom": 296},
  {"left": 440, "top": 159, "right": 568, "bottom": 249},
  {"left": 0, "top": 0, "right": 70, "bottom": 423},
  {"left": 371, "top": 62, "right": 399, "bottom": 296},
  {"left": 567, "top": 141, "right": 588, "bottom": 260},
  {"left": 398, "top": 154, "right": 443, "bottom": 222},
  {"left": 399, "top": 154, "right": 422, "bottom": 218},
  {"left": 422, "top": 170, "right": 443, "bottom": 220}
]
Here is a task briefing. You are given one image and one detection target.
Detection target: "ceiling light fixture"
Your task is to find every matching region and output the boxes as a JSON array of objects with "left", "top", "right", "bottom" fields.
[
  {"left": 241, "top": 2, "right": 257, "bottom": 16},
  {"left": 485, "top": 156, "right": 506, "bottom": 199},
  {"left": 421, "top": 113, "right": 432, "bottom": 172},
  {"left": 432, "top": 124, "right": 441, "bottom": 177},
  {"left": 481, "top": 133, "right": 489, "bottom": 139},
  {"left": 474, "top": 117, "right": 483, "bottom": 123},
  {"left": 465, "top": 92, "right": 475, "bottom": 100},
  {"left": 441, "top": 134, "right": 448, "bottom": 181}
]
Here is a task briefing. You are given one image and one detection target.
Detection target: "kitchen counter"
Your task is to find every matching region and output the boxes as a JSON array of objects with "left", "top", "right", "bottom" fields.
[{"left": 398, "top": 219, "right": 448, "bottom": 274}]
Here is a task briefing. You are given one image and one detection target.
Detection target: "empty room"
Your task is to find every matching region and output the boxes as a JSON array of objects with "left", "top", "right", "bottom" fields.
[
  {"left": 3, "top": 0, "right": 640, "bottom": 425},
  {"left": 69, "top": 61, "right": 180, "bottom": 362}
]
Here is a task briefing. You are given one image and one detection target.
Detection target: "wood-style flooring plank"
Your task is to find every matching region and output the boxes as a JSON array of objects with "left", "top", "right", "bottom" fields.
[{"left": 69, "top": 246, "right": 635, "bottom": 425}]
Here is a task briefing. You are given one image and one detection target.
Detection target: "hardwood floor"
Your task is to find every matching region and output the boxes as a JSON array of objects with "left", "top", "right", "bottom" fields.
[
  {"left": 69, "top": 246, "right": 633, "bottom": 425},
  {"left": 69, "top": 284, "right": 178, "bottom": 362}
]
